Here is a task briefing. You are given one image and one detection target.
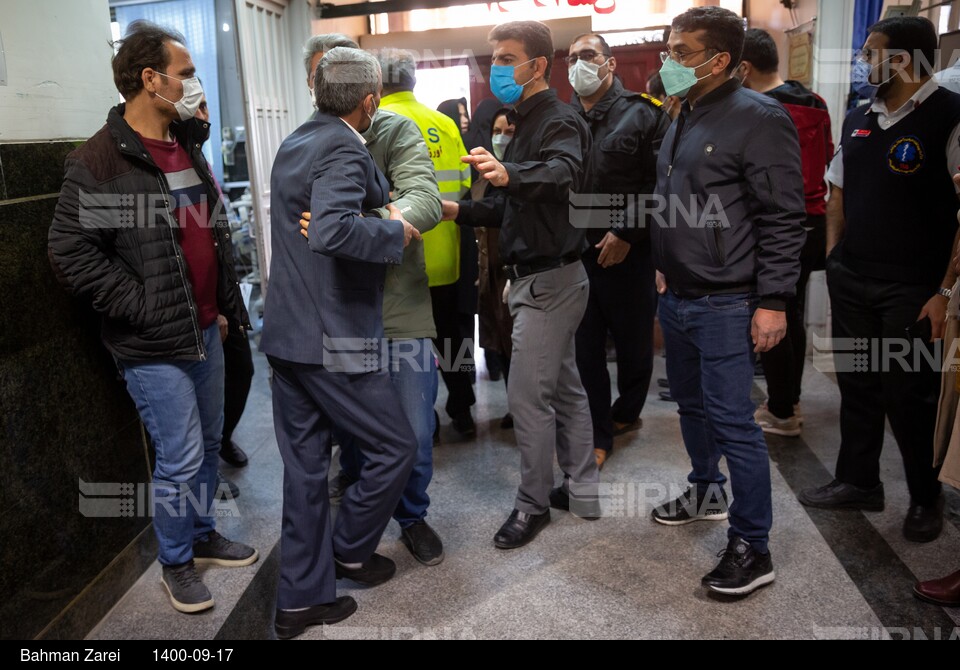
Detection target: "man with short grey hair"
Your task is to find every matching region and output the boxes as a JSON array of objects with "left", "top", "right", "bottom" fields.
[
  {"left": 261, "top": 46, "right": 421, "bottom": 639},
  {"left": 303, "top": 33, "right": 360, "bottom": 93},
  {"left": 302, "top": 36, "right": 448, "bottom": 567}
]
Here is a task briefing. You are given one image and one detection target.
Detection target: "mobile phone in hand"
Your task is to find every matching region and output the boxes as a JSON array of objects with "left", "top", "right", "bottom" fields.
[{"left": 906, "top": 317, "right": 932, "bottom": 342}]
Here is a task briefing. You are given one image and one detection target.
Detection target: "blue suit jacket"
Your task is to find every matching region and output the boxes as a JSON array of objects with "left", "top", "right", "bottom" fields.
[{"left": 260, "top": 112, "right": 404, "bottom": 366}]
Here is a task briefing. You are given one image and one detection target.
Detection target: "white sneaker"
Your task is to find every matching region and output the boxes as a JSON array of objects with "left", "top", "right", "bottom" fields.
[{"left": 755, "top": 404, "right": 802, "bottom": 437}]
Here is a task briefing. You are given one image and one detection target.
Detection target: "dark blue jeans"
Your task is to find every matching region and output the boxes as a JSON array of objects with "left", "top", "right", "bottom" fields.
[
  {"left": 339, "top": 338, "right": 438, "bottom": 527},
  {"left": 659, "top": 291, "right": 773, "bottom": 553},
  {"left": 118, "top": 322, "right": 224, "bottom": 566}
]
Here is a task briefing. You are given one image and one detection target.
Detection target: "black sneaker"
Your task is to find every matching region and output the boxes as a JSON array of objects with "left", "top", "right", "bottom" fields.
[
  {"left": 500, "top": 413, "right": 514, "bottom": 430},
  {"left": 274, "top": 597, "right": 357, "bottom": 639},
  {"left": 329, "top": 471, "right": 356, "bottom": 502},
  {"left": 193, "top": 531, "right": 258, "bottom": 567},
  {"left": 652, "top": 486, "right": 728, "bottom": 526},
  {"left": 702, "top": 537, "right": 775, "bottom": 596},
  {"left": 400, "top": 521, "right": 445, "bottom": 566},
  {"left": 161, "top": 560, "right": 214, "bottom": 613},
  {"left": 215, "top": 472, "right": 239, "bottom": 501}
]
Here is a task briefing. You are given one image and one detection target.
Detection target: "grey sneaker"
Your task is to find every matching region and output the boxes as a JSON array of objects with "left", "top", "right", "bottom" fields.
[
  {"left": 193, "top": 531, "right": 258, "bottom": 567},
  {"left": 161, "top": 560, "right": 214, "bottom": 613}
]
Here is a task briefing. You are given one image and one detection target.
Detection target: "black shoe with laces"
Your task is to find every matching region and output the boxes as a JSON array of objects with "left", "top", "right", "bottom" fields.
[
  {"left": 651, "top": 486, "right": 728, "bottom": 526},
  {"left": 400, "top": 521, "right": 445, "bottom": 566},
  {"left": 702, "top": 537, "right": 775, "bottom": 596},
  {"left": 193, "top": 531, "right": 258, "bottom": 568},
  {"left": 161, "top": 560, "right": 214, "bottom": 613}
]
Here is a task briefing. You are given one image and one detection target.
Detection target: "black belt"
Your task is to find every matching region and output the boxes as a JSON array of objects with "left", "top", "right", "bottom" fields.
[
  {"left": 504, "top": 254, "right": 580, "bottom": 282},
  {"left": 670, "top": 284, "right": 755, "bottom": 299}
]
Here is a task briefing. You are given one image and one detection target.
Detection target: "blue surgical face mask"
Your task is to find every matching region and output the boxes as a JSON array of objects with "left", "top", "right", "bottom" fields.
[
  {"left": 658, "top": 52, "right": 719, "bottom": 99},
  {"left": 490, "top": 58, "right": 536, "bottom": 105}
]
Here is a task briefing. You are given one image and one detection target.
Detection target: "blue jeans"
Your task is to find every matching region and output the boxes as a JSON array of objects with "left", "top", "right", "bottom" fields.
[
  {"left": 339, "top": 338, "right": 438, "bottom": 527},
  {"left": 658, "top": 291, "right": 773, "bottom": 553},
  {"left": 119, "top": 323, "right": 225, "bottom": 566}
]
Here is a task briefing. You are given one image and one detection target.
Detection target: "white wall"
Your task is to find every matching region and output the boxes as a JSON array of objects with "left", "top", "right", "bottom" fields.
[{"left": 0, "top": 0, "right": 116, "bottom": 143}]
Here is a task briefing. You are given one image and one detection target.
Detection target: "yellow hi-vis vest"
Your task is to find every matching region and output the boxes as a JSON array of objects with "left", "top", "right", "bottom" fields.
[{"left": 379, "top": 91, "right": 471, "bottom": 287}]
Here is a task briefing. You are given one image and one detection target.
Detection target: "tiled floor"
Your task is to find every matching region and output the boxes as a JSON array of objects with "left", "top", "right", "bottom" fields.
[{"left": 88, "top": 348, "right": 960, "bottom": 640}]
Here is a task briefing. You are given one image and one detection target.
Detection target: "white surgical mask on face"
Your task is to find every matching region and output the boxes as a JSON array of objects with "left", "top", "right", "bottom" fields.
[
  {"left": 568, "top": 58, "right": 608, "bottom": 97},
  {"left": 155, "top": 72, "right": 204, "bottom": 121},
  {"left": 492, "top": 134, "right": 512, "bottom": 160}
]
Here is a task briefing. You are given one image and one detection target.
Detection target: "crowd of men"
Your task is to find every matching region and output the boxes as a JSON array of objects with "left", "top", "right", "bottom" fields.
[{"left": 47, "top": 5, "right": 960, "bottom": 638}]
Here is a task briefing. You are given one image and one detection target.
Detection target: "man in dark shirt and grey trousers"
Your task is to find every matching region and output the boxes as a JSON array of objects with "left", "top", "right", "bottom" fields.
[
  {"left": 651, "top": 7, "right": 806, "bottom": 596},
  {"left": 442, "top": 20, "right": 599, "bottom": 549}
]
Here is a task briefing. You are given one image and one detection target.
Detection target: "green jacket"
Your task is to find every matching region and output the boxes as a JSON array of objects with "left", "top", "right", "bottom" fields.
[{"left": 363, "top": 109, "right": 442, "bottom": 339}]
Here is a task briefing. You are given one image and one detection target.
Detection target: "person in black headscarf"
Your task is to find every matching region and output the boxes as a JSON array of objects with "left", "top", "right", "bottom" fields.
[{"left": 438, "top": 98, "right": 471, "bottom": 135}]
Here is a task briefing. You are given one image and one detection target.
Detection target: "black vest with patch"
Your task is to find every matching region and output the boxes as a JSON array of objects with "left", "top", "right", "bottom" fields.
[{"left": 840, "top": 87, "right": 960, "bottom": 286}]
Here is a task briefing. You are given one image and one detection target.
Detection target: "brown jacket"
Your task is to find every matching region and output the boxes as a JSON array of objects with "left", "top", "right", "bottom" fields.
[{"left": 934, "top": 287, "right": 960, "bottom": 490}]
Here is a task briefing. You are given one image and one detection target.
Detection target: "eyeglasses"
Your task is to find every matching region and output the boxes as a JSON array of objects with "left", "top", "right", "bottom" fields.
[
  {"left": 566, "top": 50, "right": 607, "bottom": 67},
  {"left": 660, "top": 48, "right": 712, "bottom": 65}
]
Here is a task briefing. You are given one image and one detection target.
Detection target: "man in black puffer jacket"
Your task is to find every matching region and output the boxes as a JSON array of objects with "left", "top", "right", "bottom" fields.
[{"left": 48, "top": 21, "right": 256, "bottom": 614}]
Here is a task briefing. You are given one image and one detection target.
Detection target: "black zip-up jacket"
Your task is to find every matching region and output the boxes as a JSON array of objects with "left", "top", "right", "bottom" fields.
[
  {"left": 455, "top": 89, "right": 592, "bottom": 266},
  {"left": 48, "top": 104, "right": 251, "bottom": 361},
  {"left": 652, "top": 79, "right": 806, "bottom": 311},
  {"left": 571, "top": 78, "right": 671, "bottom": 250}
]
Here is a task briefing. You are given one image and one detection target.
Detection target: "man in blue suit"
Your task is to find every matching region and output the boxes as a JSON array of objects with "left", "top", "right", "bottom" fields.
[{"left": 260, "top": 47, "right": 422, "bottom": 639}]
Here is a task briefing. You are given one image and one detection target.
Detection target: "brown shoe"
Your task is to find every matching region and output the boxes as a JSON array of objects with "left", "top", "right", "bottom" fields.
[
  {"left": 914, "top": 569, "right": 960, "bottom": 607},
  {"left": 594, "top": 449, "right": 608, "bottom": 470}
]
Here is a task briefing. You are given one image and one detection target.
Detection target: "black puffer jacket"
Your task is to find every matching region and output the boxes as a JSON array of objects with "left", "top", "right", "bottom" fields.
[{"left": 48, "top": 104, "right": 251, "bottom": 361}]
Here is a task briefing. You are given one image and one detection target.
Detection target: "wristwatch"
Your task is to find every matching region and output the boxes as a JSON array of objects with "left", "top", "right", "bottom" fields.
[{"left": 939, "top": 287, "right": 954, "bottom": 299}]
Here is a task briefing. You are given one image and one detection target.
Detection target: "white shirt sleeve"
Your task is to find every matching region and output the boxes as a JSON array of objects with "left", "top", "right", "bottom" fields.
[
  {"left": 825, "top": 146, "right": 843, "bottom": 190},
  {"left": 947, "top": 121, "right": 960, "bottom": 194}
]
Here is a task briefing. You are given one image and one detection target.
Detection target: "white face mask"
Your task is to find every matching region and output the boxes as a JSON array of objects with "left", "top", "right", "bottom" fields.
[
  {"left": 568, "top": 58, "right": 608, "bottom": 97},
  {"left": 155, "top": 71, "right": 204, "bottom": 121},
  {"left": 492, "top": 134, "right": 512, "bottom": 160}
]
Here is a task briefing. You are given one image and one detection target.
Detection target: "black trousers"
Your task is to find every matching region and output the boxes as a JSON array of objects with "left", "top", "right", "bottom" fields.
[
  {"left": 827, "top": 254, "right": 942, "bottom": 506},
  {"left": 222, "top": 326, "right": 254, "bottom": 444},
  {"left": 760, "top": 215, "right": 826, "bottom": 418},
  {"left": 430, "top": 283, "right": 476, "bottom": 419},
  {"left": 575, "top": 247, "right": 657, "bottom": 453}
]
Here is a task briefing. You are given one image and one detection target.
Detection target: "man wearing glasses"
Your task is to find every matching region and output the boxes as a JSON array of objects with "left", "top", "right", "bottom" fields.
[
  {"left": 567, "top": 32, "right": 671, "bottom": 471},
  {"left": 650, "top": 7, "right": 806, "bottom": 596}
]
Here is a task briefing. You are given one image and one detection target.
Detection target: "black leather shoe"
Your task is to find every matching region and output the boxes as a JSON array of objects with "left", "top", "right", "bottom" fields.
[
  {"left": 500, "top": 413, "right": 514, "bottom": 430},
  {"left": 702, "top": 537, "right": 775, "bottom": 596},
  {"left": 219, "top": 440, "right": 248, "bottom": 467},
  {"left": 328, "top": 471, "right": 356, "bottom": 503},
  {"left": 400, "top": 521, "right": 444, "bottom": 566},
  {"left": 903, "top": 496, "right": 944, "bottom": 543},
  {"left": 658, "top": 378, "right": 670, "bottom": 389},
  {"left": 274, "top": 597, "right": 357, "bottom": 639},
  {"left": 494, "top": 509, "right": 550, "bottom": 550},
  {"left": 798, "top": 479, "right": 884, "bottom": 511},
  {"left": 549, "top": 487, "right": 601, "bottom": 520},
  {"left": 659, "top": 391, "right": 676, "bottom": 403},
  {"left": 335, "top": 553, "right": 396, "bottom": 587}
]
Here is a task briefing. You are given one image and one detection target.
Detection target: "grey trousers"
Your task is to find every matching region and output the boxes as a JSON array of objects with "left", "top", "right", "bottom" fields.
[{"left": 507, "top": 260, "right": 599, "bottom": 514}]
